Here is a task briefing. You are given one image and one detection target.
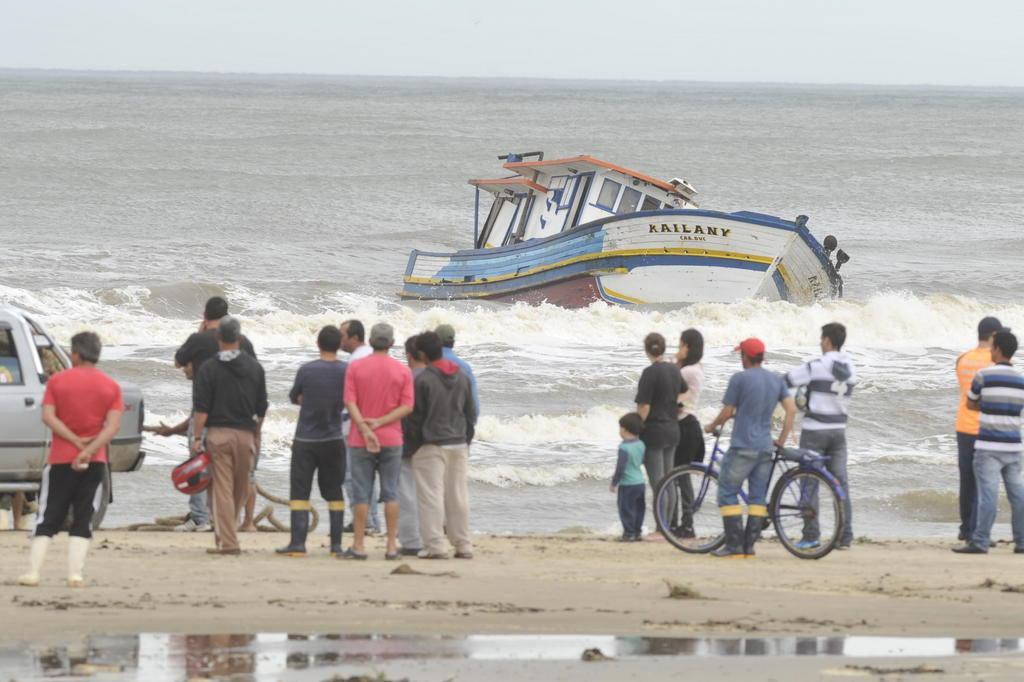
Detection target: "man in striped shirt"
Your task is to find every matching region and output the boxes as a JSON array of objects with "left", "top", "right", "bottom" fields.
[
  {"left": 953, "top": 331, "right": 1024, "bottom": 554},
  {"left": 786, "top": 322, "right": 858, "bottom": 549}
]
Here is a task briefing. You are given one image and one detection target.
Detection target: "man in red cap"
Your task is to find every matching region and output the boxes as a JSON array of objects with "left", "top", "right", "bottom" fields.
[{"left": 704, "top": 338, "right": 796, "bottom": 558}]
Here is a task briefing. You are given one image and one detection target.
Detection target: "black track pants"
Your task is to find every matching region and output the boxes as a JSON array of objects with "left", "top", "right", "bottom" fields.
[{"left": 34, "top": 462, "right": 107, "bottom": 539}]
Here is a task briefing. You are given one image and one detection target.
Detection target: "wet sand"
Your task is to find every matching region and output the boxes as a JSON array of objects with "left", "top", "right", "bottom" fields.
[
  {"left": 3, "top": 530, "right": 1024, "bottom": 637},
  {"left": 3, "top": 531, "right": 1024, "bottom": 679}
]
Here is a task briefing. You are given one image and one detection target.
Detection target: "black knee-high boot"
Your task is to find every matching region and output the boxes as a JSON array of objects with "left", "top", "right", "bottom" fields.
[
  {"left": 328, "top": 502, "right": 345, "bottom": 556},
  {"left": 711, "top": 514, "right": 745, "bottom": 558},
  {"left": 276, "top": 507, "right": 309, "bottom": 556},
  {"left": 743, "top": 516, "right": 764, "bottom": 557}
]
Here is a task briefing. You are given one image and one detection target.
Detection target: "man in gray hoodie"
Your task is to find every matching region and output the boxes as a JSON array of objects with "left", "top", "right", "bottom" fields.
[{"left": 408, "top": 331, "right": 478, "bottom": 559}]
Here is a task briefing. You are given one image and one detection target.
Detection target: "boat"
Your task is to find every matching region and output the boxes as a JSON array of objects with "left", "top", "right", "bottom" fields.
[{"left": 401, "top": 152, "right": 849, "bottom": 307}]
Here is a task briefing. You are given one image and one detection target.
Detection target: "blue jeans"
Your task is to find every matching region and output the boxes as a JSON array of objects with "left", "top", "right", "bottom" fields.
[
  {"left": 718, "top": 448, "right": 773, "bottom": 509},
  {"left": 971, "top": 449, "right": 1024, "bottom": 549},
  {"left": 349, "top": 446, "right": 403, "bottom": 505},
  {"left": 799, "top": 429, "right": 852, "bottom": 545},
  {"left": 957, "top": 432, "right": 977, "bottom": 539},
  {"left": 187, "top": 415, "right": 209, "bottom": 525},
  {"left": 397, "top": 457, "right": 422, "bottom": 550},
  {"left": 344, "top": 450, "right": 380, "bottom": 531},
  {"left": 189, "top": 490, "right": 210, "bottom": 526},
  {"left": 617, "top": 484, "right": 645, "bottom": 537}
]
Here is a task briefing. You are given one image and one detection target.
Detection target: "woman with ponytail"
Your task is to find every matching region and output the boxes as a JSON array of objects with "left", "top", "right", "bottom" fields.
[{"left": 672, "top": 328, "right": 705, "bottom": 537}]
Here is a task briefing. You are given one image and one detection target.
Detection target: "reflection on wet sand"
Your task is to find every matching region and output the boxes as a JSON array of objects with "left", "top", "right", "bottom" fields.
[{"left": 2, "top": 634, "right": 1022, "bottom": 680}]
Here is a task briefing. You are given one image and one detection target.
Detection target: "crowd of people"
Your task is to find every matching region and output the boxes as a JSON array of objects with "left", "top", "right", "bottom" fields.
[
  {"left": 611, "top": 317, "right": 1022, "bottom": 560},
  {"left": 10, "top": 294, "right": 1024, "bottom": 586}
]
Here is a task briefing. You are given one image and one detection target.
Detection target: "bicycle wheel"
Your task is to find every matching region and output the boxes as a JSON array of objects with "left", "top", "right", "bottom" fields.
[
  {"left": 655, "top": 465, "right": 724, "bottom": 554},
  {"left": 770, "top": 468, "right": 843, "bottom": 559}
]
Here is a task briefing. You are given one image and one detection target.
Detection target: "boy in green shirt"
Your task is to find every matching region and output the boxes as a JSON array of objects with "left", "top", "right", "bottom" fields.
[{"left": 611, "top": 413, "right": 647, "bottom": 541}]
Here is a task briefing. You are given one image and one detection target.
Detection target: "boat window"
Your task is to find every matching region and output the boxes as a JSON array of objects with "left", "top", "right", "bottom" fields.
[
  {"left": 641, "top": 195, "right": 661, "bottom": 211},
  {"left": 595, "top": 179, "right": 621, "bottom": 211},
  {"left": 558, "top": 177, "right": 576, "bottom": 209},
  {"left": 0, "top": 329, "right": 24, "bottom": 386},
  {"left": 477, "top": 197, "right": 506, "bottom": 248},
  {"left": 617, "top": 187, "right": 642, "bottom": 214},
  {"left": 567, "top": 174, "right": 593, "bottom": 229}
]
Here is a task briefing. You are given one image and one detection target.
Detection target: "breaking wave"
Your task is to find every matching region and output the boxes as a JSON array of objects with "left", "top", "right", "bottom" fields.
[
  {"left": 876, "top": 489, "right": 961, "bottom": 523},
  {"left": 475, "top": 406, "right": 622, "bottom": 445},
  {"left": 2, "top": 283, "right": 1022, "bottom": 352}
]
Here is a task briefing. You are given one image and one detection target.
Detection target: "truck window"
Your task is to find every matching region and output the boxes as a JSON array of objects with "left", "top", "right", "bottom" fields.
[
  {"left": 38, "top": 346, "right": 65, "bottom": 377},
  {"left": 0, "top": 329, "right": 25, "bottom": 386},
  {"left": 22, "top": 314, "right": 69, "bottom": 377}
]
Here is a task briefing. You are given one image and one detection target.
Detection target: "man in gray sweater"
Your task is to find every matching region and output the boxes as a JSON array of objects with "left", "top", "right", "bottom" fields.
[{"left": 408, "top": 331, "right": 478, "bottom": 559}]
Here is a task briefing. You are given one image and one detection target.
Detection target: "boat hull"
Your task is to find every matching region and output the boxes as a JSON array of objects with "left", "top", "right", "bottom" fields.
[{"left": 402, "top": 209, "right": 838, "bottom": 307}]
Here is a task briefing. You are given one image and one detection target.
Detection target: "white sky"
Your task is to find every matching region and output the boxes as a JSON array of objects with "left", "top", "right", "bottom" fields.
[{"left": 1, "top": 0, "right": 1022, "bottom": 87}]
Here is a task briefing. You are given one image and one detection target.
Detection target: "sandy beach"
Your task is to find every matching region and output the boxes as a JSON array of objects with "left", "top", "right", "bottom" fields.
[
  {"left": 3, "top": 530, "right": 1024, "bottom": 679},
  {"left": 8, "top": 530, "right": 1024, "bottom": 638}
]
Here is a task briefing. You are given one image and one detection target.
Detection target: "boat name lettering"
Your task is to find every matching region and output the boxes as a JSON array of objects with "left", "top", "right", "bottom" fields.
[{"left": 648, "top": 223, "right": 731, "bottom": 237}]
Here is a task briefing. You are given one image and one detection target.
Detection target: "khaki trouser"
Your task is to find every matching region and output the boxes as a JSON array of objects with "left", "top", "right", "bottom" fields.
[
  {"left": 412, "top": 444, "right": 471, "bottom": 555},
  {"left": 207, "top": 427, "right": 255, "bottom": 552}
]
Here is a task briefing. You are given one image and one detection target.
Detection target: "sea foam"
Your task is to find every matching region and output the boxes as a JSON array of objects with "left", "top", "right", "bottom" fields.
[{"left": 2, "top": 284, "right": 1021, "bottom": 352}]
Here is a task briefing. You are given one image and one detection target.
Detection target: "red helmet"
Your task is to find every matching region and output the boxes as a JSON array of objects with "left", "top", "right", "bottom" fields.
[{"left": 171, "top": 452, "right": 212, "bottom": 495}]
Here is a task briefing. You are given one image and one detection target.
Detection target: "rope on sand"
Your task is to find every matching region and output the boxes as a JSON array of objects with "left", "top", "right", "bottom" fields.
[
  {"left": 253, "top": 483, "right": 320, "bottom": 533},
  {"left": 122, "top": 485, "right": 318, "bottom": 533}
]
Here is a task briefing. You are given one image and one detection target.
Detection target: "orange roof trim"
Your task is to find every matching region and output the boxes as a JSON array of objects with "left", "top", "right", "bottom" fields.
[
  {"left": 503, "top": 155, "right": 676, "bottom": 193},
  {"left": 468, "top": 177, "right": 549, "bottom": 193}
]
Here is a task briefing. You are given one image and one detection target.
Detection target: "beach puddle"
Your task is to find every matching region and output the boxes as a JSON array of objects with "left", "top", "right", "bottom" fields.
[{"left": 2, "top": 634, "right": 1021, "bottom": 680}]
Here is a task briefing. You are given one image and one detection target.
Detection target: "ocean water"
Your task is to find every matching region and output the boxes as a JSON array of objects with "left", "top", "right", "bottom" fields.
[{"left": 2, "top": 70, "right": 1023, "bottom": 537}]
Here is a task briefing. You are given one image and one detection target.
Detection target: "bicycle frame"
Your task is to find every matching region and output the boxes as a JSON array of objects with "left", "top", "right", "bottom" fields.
[{"left": 687, "top": 432, "right": 845, "bottom": 512}]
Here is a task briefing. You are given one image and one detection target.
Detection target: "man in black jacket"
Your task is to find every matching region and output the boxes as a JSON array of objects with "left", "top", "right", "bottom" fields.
[
  {"left": 152, "top": 296, "right": 257, "bottom": 533},
  {"left": 408, "top": 332, "right": 477, "bottom": 559},
  {"left": 193, "top": 316, "right": 268, "bottom": 555}
]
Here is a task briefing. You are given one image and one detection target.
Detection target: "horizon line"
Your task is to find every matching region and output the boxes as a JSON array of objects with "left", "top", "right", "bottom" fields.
[{"left": 1, "top": 66, "right": 1023, "bottom": 91}]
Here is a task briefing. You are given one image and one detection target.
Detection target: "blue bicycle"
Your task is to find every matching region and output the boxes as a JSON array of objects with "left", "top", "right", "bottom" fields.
[{"left": 654, "top": 429, "right": 847, "bottom": 559}]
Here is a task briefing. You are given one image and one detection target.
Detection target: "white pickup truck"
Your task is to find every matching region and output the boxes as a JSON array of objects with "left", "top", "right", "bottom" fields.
[{"left": 0, "top": 305, "right": 145, "bottom": 528}]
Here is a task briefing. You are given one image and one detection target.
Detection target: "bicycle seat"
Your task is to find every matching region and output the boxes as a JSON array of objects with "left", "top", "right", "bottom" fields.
[{"left": 778, "top": 447, "right": 830, "bottom": 464}]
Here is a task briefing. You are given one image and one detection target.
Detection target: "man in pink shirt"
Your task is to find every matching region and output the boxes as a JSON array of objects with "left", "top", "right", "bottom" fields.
[{"left": 342, "top": 322, "right": 414, "bottom": 560}]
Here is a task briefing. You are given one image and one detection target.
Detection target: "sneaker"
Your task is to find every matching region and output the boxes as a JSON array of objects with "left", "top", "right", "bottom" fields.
[
  {"left": 195, "top": 523, "right": 214, "bottom": 533},
  {"left": 793, "top": 539, "right": 821, "bottom": 550},
  {"left": 951, "top": 544, "right": 987, "bottom": 554},
  {"left": 174, "top": 519, "right": 199, "bottom": 533}
]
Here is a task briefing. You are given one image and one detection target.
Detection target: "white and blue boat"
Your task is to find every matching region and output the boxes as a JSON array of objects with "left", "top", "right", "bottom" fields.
[{"left": 402, "top": 153, "right": 848, "bottom": 307}]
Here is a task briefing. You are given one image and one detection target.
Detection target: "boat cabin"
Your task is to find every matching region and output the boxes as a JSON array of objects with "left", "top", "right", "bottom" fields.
[{"left": 470, "top": 153, "right": 699, "bottom": 249}]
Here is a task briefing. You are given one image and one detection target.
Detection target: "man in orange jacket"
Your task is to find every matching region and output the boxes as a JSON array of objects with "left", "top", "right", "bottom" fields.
[{"left": 956, "top": 317, "right": 1006, "bottom": 541}]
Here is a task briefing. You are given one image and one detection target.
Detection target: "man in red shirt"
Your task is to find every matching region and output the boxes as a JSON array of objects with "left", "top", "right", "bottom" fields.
[
  {"left": 342, "top": 322, "right": 414, "bottom": 560},
  {"left": 18, "top": 332, "right": 124, "bottom": 588}
]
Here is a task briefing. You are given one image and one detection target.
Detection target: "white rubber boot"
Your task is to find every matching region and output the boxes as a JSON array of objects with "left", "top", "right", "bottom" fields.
[
  {"left": 0, "top": 509, "right": 9, "bottom": 531},
  {"left": 17, "top": 536, "right": 50, "bottom": 586},
  {"left": 67, "top": 537, "right": 90, "bottom": 588}
]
